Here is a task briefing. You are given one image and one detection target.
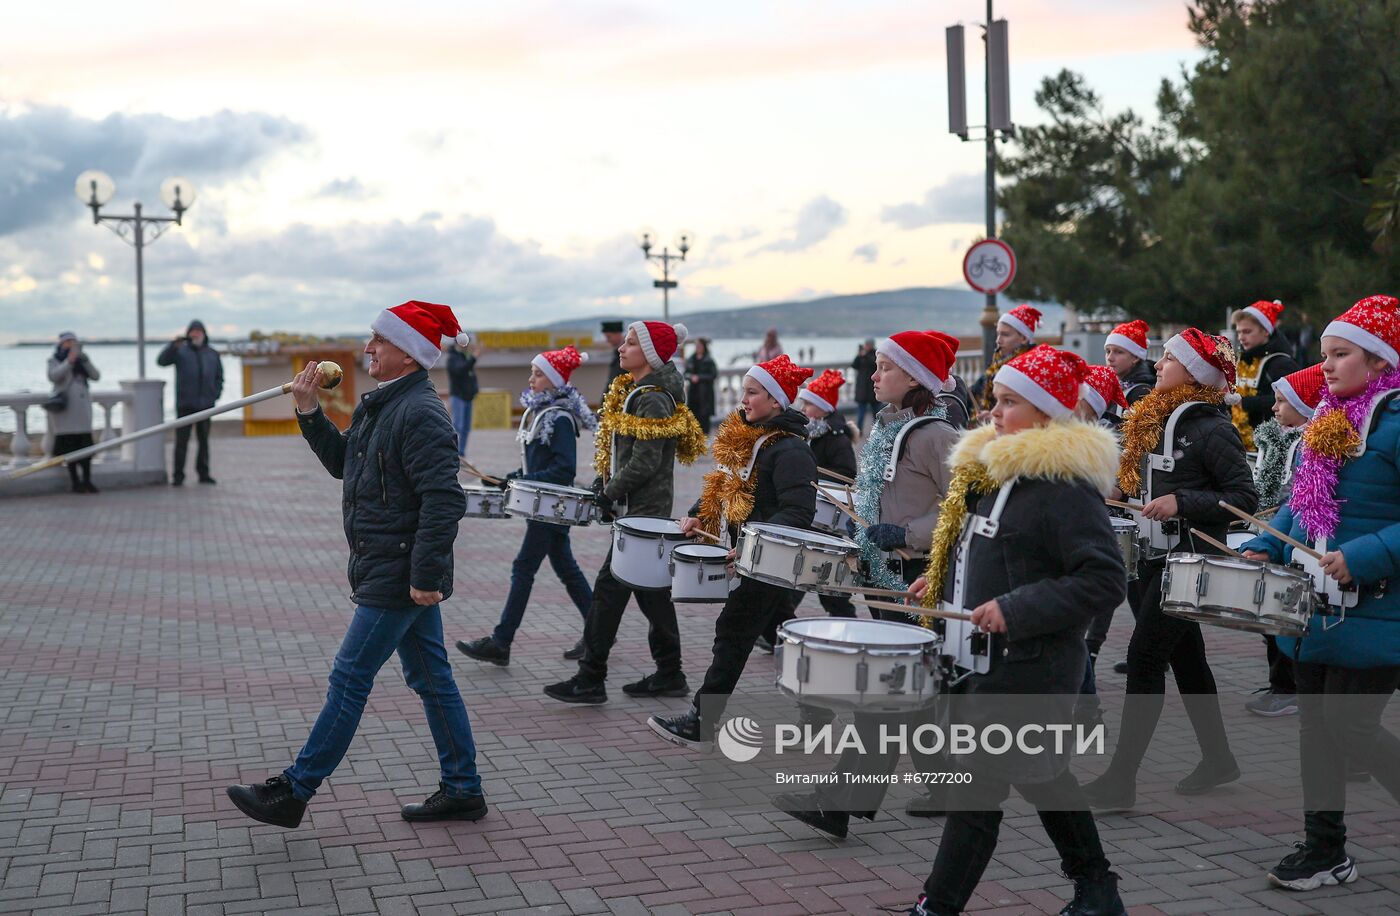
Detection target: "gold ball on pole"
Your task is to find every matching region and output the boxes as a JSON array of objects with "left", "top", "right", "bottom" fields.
[{"left": 317, "top": 361, "right": 344, "bottom": 390}]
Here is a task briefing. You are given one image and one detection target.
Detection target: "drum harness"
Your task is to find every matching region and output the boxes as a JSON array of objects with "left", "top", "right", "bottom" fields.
[
  {"left": 714, "top": 430, "right": 782, "bottom": 549},
  {"left": 936, "top": 478, "right": 1017, "bottom": 687},
  {"left": 868, "top": 414, "right": 947, "bottom": 579}
]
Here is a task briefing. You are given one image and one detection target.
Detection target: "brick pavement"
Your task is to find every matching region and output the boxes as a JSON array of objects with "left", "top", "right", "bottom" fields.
[{"left": 2, "top": 428, "right": 1398, "bottom": 915}]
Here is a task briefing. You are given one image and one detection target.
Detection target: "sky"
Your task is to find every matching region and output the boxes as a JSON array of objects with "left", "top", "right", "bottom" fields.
[{"left": 0, "top": 0, "right": 1203, "bottom": 343}]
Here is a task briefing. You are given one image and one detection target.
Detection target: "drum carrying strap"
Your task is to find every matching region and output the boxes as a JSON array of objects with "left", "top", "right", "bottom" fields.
[
  {"left": 882, "top": 415, "right": 945, "bottom": 483},
  {"left": 518, "top": 406, "right": 577, "bottom": 467},
  {"left": 714, "top": 431, "right": 781, "bottom": 548},
  {"left": 1136, "top": 401, "right": 1204, "bottom": 553},
  {"left": 942, "top": 479, "right": 1017, "bottom": 682}
]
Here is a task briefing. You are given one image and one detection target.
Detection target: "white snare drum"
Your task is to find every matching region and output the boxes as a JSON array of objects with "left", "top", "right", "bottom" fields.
[
  {"left": 612, "top": 516, "right": 691, "bottom": 590},
  {"left": 1161, "top": 553, "right": 1313, "bottom": 637},
  {"left": 462, "top": 485, "right": 510, "bottom": 519},
  {"left": 776, "top": 617, "right": 941, "bottom": 711},
  {"left": 505, "top": 480, "right": 596, "bottom": 526},
  {"left": 735, "top": 523, "right": 859, "bottom": 593},
  {"left": 812, "top": 485, "right": 852, "bottom": 534},
  {"left": 669, "top": 544, "right": 735, "bottom": 603},
  {"left": 1112, "top": 517, "right": 1140, "bottom": 582},
  {"left": 1226, "top": 530, "right": 1254, "bottom": 552}
]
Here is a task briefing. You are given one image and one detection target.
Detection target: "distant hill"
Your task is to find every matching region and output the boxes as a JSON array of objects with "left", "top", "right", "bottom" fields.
[{"left": 537, "top": 287, "right": 1062, "bottom": 338}]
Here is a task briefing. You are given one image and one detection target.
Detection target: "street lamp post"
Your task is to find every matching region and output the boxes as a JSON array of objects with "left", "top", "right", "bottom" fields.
[
  {"left": 74, "top": 171, "right": 196, "bottom": 379},
  {"left": 639, "top": 230, "right": 693, "bottom": 324}
]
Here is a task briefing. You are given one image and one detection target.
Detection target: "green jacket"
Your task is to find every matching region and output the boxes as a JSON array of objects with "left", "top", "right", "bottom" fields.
[{"left": 603, "top": 361, "right": 687, "bottom": 518}]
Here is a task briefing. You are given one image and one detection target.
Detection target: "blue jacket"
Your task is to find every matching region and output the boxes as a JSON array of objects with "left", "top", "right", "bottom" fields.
[
  {"left": 1240, "top": 397, "right": 1400, "bottom": 668},
  {"left": 518, "top": 409, "right": 579, "bottom": 487}
]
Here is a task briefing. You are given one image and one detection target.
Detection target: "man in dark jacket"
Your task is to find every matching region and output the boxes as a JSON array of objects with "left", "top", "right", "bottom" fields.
[
  {"left": 157, "top": 319, "right": 223, "bottom": 485},
  {"left": 445, "top": 340, "right": 480, "bottom": 456},
  {"left": 226, "top": 301, "right": 485, "bottom": 830},
  {"left": 851, "top": 339, "right": 878, "bottom": 434},
  {"left": 601, "top": 320, "right": 625, "bottom": 401}
]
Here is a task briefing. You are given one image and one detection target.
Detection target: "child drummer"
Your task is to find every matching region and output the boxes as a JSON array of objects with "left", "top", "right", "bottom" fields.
[{"left": 457, "top": 345, "right": 597, "bottom": 666}]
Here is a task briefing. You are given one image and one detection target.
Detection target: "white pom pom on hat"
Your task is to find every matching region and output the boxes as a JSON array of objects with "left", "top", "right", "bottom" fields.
[
  {"left": 579, "top": 351, "right": 590, "bottom": 363},
  {"left": 455, "top": 332, "right": 471, "bottom": 347},
  {"left": 673, "top": 323, "right": 688, "bottom": 347}
]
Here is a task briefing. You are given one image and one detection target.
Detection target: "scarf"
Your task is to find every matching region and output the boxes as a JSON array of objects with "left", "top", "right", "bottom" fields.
[
  {"left": 1116, "top": 383, "right": 1224, "bottom": 497},
  {"left": 1292, "top": 368, "right": 1400, "bottom": 540},
  {"left": 592, "top": 373, "right": 708, "bottom": 480},
  {"left": 517, "top": 386, "right": 598, "bottom": 446},
  {"left": 1251, "top": 418, "right": 1302, "bottom": 509},
  {"left": 696, "top": 411, "right": 796, "bottom": 536},
  {"left": 805, "top": 416, "right": 831, "bottom": 438},
  {"left": 853, "top": 404, "right": 947, "bottom": 592}
]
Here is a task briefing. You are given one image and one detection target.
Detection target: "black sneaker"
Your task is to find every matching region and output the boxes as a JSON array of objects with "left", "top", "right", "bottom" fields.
[
  {"left": 171, "top": 476, "right": 184, "bottom": 487},
  {"left": 907, "top": 894, "right": 935, "bottom": 915},
  {"left": 1082, "top": 774, "right": 1135, "bottom": 812},
  {"left": 906, "top": 788, "right": 946, "bottom": 818},
  {"left": 1174, "top": 756, "right": 1240, "bottom": 795},
  {"left": 1059, "top": 870, "right": 1126, "bottom": 915},
  {"left": 772, "top": 791, "right": 849, "bottom": 839},
  {"left": 622, "top": 671, "right": 690, "bottom": 697},
  {"left": 198, "top": 475, "right": 217, "bottom": 485},
  {"left": 1267, "top": 841, "right": 1358, "bottom": 891},
  {"left": 543, "top": 676, "right": 607, "bottom": 705},
  {"left": 226, "top": 775, "right": 306, "bottom": 828},
  {"left": 456, "top": 636, "right": 510, "bottom": 666},
  {"left": 401, "top": 783, "right": 488, "bottom": 822},
  {"left": 563, "top": 638, "right": 585, "bottom": 660},
  {"left": 647, "top": 709, "right": 708, "bottom": 749}
]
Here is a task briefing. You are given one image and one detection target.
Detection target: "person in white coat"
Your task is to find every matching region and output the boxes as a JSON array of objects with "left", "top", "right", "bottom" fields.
[{"left": 46, "top": 331, "right": 101, "bottom": 493}]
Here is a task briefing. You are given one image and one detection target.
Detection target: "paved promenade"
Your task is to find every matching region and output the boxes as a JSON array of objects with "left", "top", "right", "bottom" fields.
[{"left": 2, "top": 428, "right": 1398, "bottom": 915}]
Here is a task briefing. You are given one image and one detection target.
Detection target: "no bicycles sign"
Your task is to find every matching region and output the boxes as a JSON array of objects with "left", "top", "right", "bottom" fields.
[{"left": 962, "top": 239, "right": 1017, "bottom": 294}]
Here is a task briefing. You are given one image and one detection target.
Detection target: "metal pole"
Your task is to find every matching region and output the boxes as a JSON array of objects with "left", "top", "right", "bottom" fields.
[
  {"left": 134, "top": 202, "right": 147, "bottom": 380},
  {"left": 980, "top": 0, "right": 998, "bottom": 367},
  {"left": 662, "top": 248, "right": 670, "bottom": 324}
]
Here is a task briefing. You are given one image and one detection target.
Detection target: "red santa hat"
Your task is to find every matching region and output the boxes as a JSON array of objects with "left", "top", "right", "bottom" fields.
[
  {"left": 1105, "top": 319, "right": 1150, "bottom": 360},
  {"left": 1272, "top": 363, "right": 1325, "bottom": 420},
  {"left": 1164, "top": 328, "right": 1240, "bottom": 401},
  {"left": 1322, "top": 294, "right": 1400, "bottom": 369},
  {"left": 1240, "top": 299, "right": 1284, "bottom": 335},
  {"left": 532, "top": 344, "right": 588, "bottom": 387},
  {"left": 993, "top": 345, "right": 1088, "bottom": 419},
  {"left": 797, "top": 369, "right": 845, "bottom": 413},
  {"left": 628, "top": 320, "right": 687, "bottom": 369},
  {"left": 746, "top": 354, "right": 813, "bottom": 409},
  {"left": 1080, "top": 365, "right": 1129, "bottom": 419},
  {"left": 877, "top": 330, "right": 959, "bottom": 393},
  {"left": 370, "top": 300, "right": 469, "bottom": 369},
  {"left": 998, "top": 304, "right": 1042, "bottom": 342}
]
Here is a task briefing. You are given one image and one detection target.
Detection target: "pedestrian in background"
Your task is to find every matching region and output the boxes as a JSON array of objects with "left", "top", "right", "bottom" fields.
[
  {"left": 446, "top": 337, "right": 481, "bottom": 456},
  {"left": 46, "top": 331, "right": 101, "bottom": 494},
  {"left": 157, "top": 319, "right": 224, "bottom": 485}
]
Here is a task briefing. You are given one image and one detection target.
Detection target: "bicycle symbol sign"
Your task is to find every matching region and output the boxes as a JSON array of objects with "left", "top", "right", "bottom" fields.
[{"left": 962, "top": 239, "right": 1017, "bottom": 294}]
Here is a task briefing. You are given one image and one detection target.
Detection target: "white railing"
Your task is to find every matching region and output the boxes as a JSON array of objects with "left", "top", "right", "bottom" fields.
[{"left": 0, "top": 390, "right": 133, "bottom": 468}]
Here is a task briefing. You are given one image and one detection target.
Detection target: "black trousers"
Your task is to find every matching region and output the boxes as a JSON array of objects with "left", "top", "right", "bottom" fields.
[
  {"left": 1295, "top": 661, "right": 1400, "bottom": 852},
  {"left": 577, "top": 549, "right": 683, "bottom": 685},
  {"left": 761, "top": 589, "right": 856, "bottom": 644},
  {"left": 1265, "top": 636, "right": 1297, "bottom": 694},
  {"left": 1103, "top": 562, "right": 1232, "bottom": 782},
  {"left": 921, "top": 768, "right": 1110, "bottom": 914},
  {"left": 695, "top": 575, "right": 798, "bottom": 723},
  {"left": 53, "top": 432, "right": 94, "bottom": 485},
  {"left": 173, "top": 407, "right": 211, "bottom": 480}
]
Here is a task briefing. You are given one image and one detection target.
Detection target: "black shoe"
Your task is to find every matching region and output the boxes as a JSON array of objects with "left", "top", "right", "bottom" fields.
[
  {"left": 400, "top": 783, "right": 487, "bottom": 822},
  {"left": 1174, "top": 757, "right": 1240, "bottom": 795},
  {"left": 198, "top": 475, "right": 217, "bottom": 484},
  {"left": 1073, "top": 700, "right": 1104, "bottom": 730},
  {"left": 543, "top": 676, "right": 607, "bottom": 705},
  {"left": 772, "top": 791, "right": 849, "bottom": 839},
  {"left": 226, "top": 775, "right": 306, "bottom": 828},
  {"left": 1112, "top": 660, "right": 1129, "bottom": 674},
  {"left": 908, "top": 894, "right": 935, "bottom": 915},
  {"left": 647, "top": 709, "right": 709, "bottom": 748},
  {"left": 1267, "top": 841, "right": 1358, "bottom": 891},
  {"left": 171, "top": 476, "right": 184, "bottom": 487},
  {"left": 754, "top": 636, "right": 775, "bottom": 654},
  {"left": 622, "top": 671, "right": 690, "bottom": 698},
  {"left": 1082, "top": 773, "right": 1135, "bottom": 812},
  {"left": 456, "top": 636, "right": 510, "bottom": 666},
  {"left": 1059, "top": 870, "right": 1126, "bottom": 915},
  {"left": 563, "top": 638, "right": 585, "bottom": 660},
  {"left": 81, "top": 480, "right": 99, "bottom": 493},
  {"left": 906, "top": 789, "right": 946, "bottom": 818}
]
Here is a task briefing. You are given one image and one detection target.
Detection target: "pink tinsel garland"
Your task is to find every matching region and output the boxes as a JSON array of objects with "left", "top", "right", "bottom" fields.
[{"left": 1292, "top": 368, "right": 1400, "bottom": 539}]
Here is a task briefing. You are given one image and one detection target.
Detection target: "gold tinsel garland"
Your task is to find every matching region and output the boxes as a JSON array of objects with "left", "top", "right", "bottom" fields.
[
  {"left": 1300, "top": 406, "right": 1361, "bottom": 460},
  {"left": 1115, "top": 383, "right": 1224, "bottom": 497},
  {"left": 918, "top": 461, "right": 996, "bottom": 621},
  {"left": 592, "top": 374, "right": 709, "bottom": 480},
  {"left": 696, "top": 411, "right": 795, "bottom": 536}
]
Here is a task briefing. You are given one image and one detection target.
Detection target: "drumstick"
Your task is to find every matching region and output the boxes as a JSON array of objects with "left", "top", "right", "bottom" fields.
[
  {"left": 1105, "top": 498, "right": 1143, "bottom": 514},
  {"left": 850, "top": 597, "right": 974, "bottom": 623},
  {"left": 820, "top": 584, "right": 914, "bottom": 599},
  {"left": 824, "top": 497, "right": 914, "bottom": 561},
  {"left": 817, "top": 467, "right": 857, "bottom": 485},
  {"left": 458, "top": 458, "right": 503, "bottom": 485},
  {"left": 690, "top": 528, "right": 722, "bottom": 543},
  {"left": 1189, "top": 527, "right": 1246, "bottom": 559},
  {"left": 1216, "top": 500, "right": 1324, "bottom": 561}
]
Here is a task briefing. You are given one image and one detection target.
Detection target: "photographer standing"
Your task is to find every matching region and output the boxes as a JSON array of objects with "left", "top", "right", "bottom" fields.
[
  {"left": 46, "top": 331, "right": 101, "bottom": 494},
  {"left": 157, "top": 319, "right": 224, "bottom": 485}
]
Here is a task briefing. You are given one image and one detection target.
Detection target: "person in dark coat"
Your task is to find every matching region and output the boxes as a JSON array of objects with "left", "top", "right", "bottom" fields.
[
  {"left": 600, "top": 320, "right": 626, "bottom": 401},
  {"left": 649, "top": 354, "right": 817, "bottom": 746},
  {"left": 157, "top": 319, "right": 223, "bottom": 485},
  {"left": 1231, "top": 299, "right": 1301, "bottom": 449},
  {"left": 850, "top": 339, "right": 878, "bottom": 433},
  {"left": 1084, "top": 329, "right": 1258, "bottom": 812},
  {"left": 685, "top": 338, "right": 718, "bottom": 434},
  {"left": 1103, "top": 319, "right": 1156, "bottom": 408},
  {"left": 903, "top": 346, "right": 1127, "bottom": 916},
  {"left": 225, "top": 300, "right": 484, "bottom": 830},
  {"left": 456, "top": 346, "right": 597, "bottom": 666},
  {"left": 445, "top": 339, "right": 480, "bottom": 457}
]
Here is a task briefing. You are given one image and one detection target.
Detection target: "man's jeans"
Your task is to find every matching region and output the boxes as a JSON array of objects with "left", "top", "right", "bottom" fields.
[
  {"left": 450, "top": 396, "right": 474, "bottom": 457},
  {"left": 285, "top": 603, "right": 482, "bottom": 801}
]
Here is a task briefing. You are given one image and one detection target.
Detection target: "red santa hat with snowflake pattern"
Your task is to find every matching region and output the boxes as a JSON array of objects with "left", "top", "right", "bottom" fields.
[
  {"left": 878, "top": 330, "right": 960, "bottom": 393},
  {"left": 628, "top": 320, "right": 687, "bottom": 369},
  {"left": 1080, "top": 365, "right": 1129, "bottom": 419},
  {"left": 746, "top": 354, "right": 813, "bottom": 409},
  {"left": 1322, "top": 294, "right": 1400, "bottom": 368},
  {"left": 370, "top": 300, "right": 469, "bottom": 369},
  {"left": 532, "top": 345, "right": 588, "bottom": 387},
  {"left": 1272, "top": 363, "right": 1325, "bottom": 420},
  {"left": 797, "top": 369, "right": 845, "bottom": 413},
  {"left": 998, "top": 304, "right": 1042, "bottom": 342},
  {"left": 994, "top": 345, "right": 1089, "bottom": 419},
  {"left": 1164, "top": 328, "right": 1241, "bottom": 403},
  {"left": 1105, "top": 319, "right": 1150, "bottom": 359},
  {"left": 1239, "top": 299, "right": 1285, "bottom": 335}
]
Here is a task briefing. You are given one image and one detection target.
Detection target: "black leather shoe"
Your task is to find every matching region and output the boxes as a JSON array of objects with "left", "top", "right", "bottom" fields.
[
  {"left": 1059, "top": 870, "right": 1127, "bottom": 915},
  {"left": 543, "top": 676, "right": 607, "bottom": 704},
  {"left": 198, "top": 475, "right": 217, "bottom": 484},
  {"left": 1082, "top": 774, "right": 1135, "bottom": 812},
  {"left": 457, "top": 636, "right": 510, "bottom": 666},
  {"left": 226, "top": 775, "right": 306, "bottom": 828},
  {"left": 171, "top": 476, "right": 184, "bottom": 487},
  {"left": 647, "top": 709, "right": 709, "bottom": 748},
  {"left": 1174, "top": 757, "right": 1240, "bottom": 795},
  {"left": 772, "top": 791, "right": 849, "bottom": 839},
  {"left": 906, "top": 789, "right": 946, "bottom": 818},
  {"left": 563, "top": 638, "right": 586, "bottom": 660},
  {"left": 401, "top": 783, "right": 487, "bottom": 822},
  {"left": 622, "top": 671, "right": 690, "bottom": 697}
]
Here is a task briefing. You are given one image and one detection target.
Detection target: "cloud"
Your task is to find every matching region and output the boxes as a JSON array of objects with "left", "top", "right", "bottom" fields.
[
  {"left": 881, "top": 173, "right": 986, "bottom": 230},
  {"left": 0, "top": 105, "right": 309, "bottom": 237},
  {"left": 312, "top": 177, "right": 374, "bottom": 201},
  {"left": 852, "top": 243, "right": 879, "bottom": 263},
  {"left": 759, "top": 195, "right": 847, "bottom": 254}
]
